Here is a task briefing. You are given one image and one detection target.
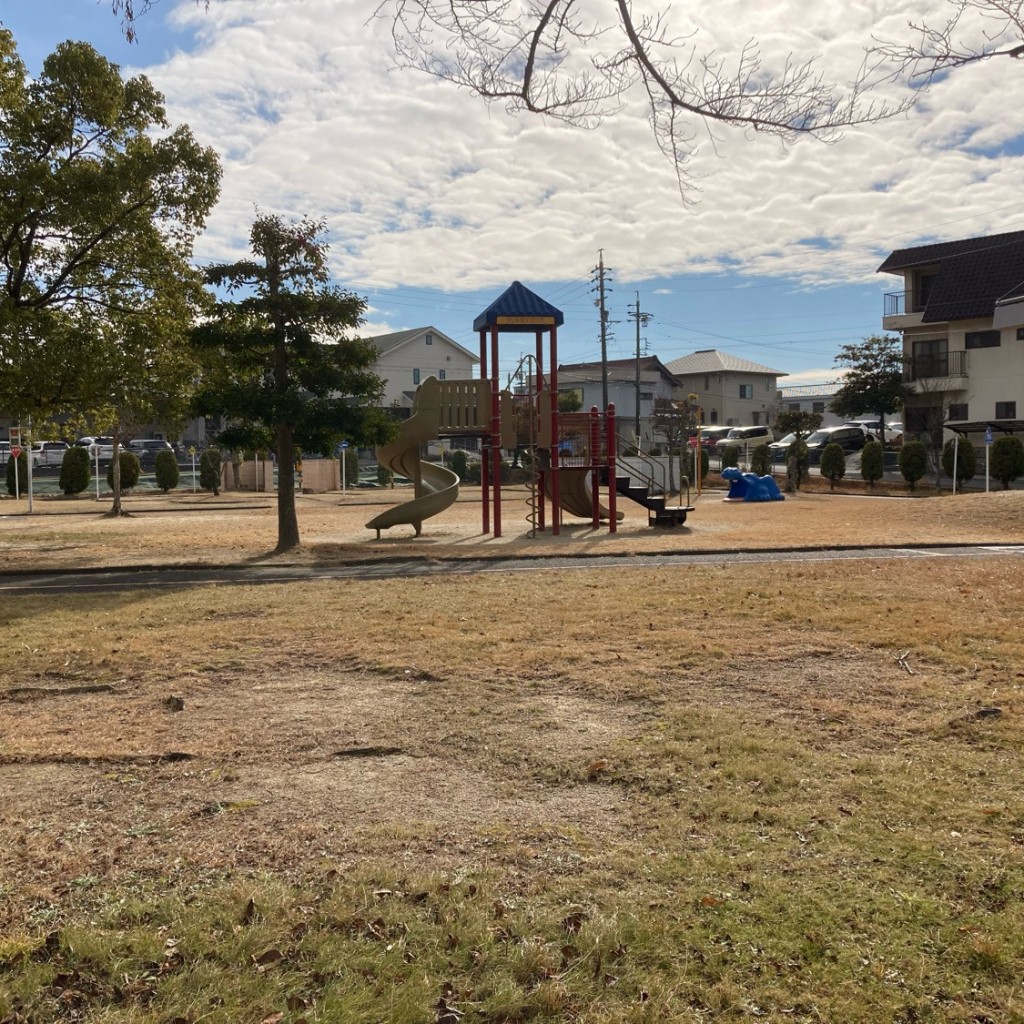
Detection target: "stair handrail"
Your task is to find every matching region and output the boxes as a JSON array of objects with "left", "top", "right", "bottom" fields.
[{"left": 615, "top": 437, "right": 692, "bottom": 506}]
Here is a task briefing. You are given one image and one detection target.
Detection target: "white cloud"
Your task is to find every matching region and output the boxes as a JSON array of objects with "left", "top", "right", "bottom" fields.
[{"left": 133, "top": 0, "right": 1024, "bottom": 295}]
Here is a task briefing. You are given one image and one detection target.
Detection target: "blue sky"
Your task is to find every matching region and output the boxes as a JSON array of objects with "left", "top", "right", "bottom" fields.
[{"left": 5, "top": 0, "right": 1024, "bottom": 386}]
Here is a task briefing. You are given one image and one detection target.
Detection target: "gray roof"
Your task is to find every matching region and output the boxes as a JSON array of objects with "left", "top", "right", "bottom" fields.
[
  {"left": 665, "top": 349, "right": 786, "bottom": 377},
  {"left": 369, "top": 326, "right": 479, "bottom": 362}
]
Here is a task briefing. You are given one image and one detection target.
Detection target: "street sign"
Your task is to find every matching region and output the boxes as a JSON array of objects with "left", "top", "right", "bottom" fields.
[
  {"left": 984, "top": 427, "right": 994, "bottom": 446},
  {"left": 340, "top": 441, "right": 349, "bottom": 449},
  {"left": 10, "top": 445, "right": 21, "bottom": 459}
]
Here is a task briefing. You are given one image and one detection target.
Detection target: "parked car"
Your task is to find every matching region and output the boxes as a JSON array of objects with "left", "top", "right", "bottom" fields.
[
  {"left": 75, "top": 436, "right": 116, "bottom": 462},
  {"left": 844, "top": 420, "right": 904, "bottom": 445},
  {"left": 31, "top": 441, "right": 70, "bottom": 468},
  {"left": 687, "top": 425, "right": 733, "bottom": 450},
  {"left": 804, "top": 424, "right": 876, "bottom": 457},
  {"left": 127, "top": 438, "right": 175, "bottom": 467},
  {"left": 715, "top": 425, "right": 775, "bottom": 456}
]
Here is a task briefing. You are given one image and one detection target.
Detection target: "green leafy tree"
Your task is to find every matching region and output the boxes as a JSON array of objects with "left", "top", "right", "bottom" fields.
[
  {"left": 774, "top": 410, "right": 822, "bottom": 491},
  {"left": 344, "top": 448, "right": 360, "bottom": 488},
  {"left": 898, "top": 440, "right": 928, "bottom": 491},
  {"left": 192, "top": 214, "right": 394, "bottom": 552},
  {"left": 942, "top": 438, "right": 977, "bottom": 488},
  {"left": 860, "top": 440, "right": 885, "bottom": 488},
  {"left": 450, "top": 450, "right": 468, "bottom": 480},
  {"left": 990, "top": 435, "right": 1024, "bottom": 489},
  {"left": 749, "top": 443, "right": 771, "bottom": 476},
  {"left": 820, "top": 443, "right": 846, "bottom": 491},
  {"left": 106, "top": 450, "right": 141, "bottom": 491},
  {"left": 0, "top": 33, "right": 219, "bottom": 424},
  {"left": 5, "top": 450, "right": 27, "bottom": 496},
  {"left": 154, "top": 448, "right": 180, "bottom": 493},
  {"left": 557, "top": 389, "right": 583, "bottom": 413},
  {"left": 59, "top": 446, "right": 91, "bottom": 495},
  {"left": 199, "top": 448, "right": 222, "bottom": 496},
  {"left": 831, "top": 336, "right": 903, "bottom": 444}
]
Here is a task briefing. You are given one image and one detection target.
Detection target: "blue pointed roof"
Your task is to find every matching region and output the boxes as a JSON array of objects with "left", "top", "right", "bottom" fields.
[{"left": 473, "top": 281, "right": 564, "bottom": 332}]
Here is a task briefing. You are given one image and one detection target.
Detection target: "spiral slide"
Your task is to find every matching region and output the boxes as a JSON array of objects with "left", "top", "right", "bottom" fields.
[{"left": 366, "top": 383, "right": 461, "bottom": 538}]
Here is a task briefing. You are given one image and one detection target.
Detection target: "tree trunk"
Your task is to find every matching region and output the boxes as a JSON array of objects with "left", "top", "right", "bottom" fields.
[
  {"left": 275, "top": 422, "right": 300, "bottom": 552},
  {"left": 107, "top": 425, "right": 127, "bottom": 518}
]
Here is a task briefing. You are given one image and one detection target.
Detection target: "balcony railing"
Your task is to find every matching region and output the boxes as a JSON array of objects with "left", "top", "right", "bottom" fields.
[
  {"left": 884, "top": 291, "right": 907, "bottom": 317},
  {"left": 902, "top": 350, "right": 968, "bottom": 382}
]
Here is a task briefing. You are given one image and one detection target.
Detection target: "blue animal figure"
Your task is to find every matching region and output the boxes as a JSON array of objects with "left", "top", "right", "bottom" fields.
[{"left": 721, "top": 466, "right": 784, "bottom": 502}]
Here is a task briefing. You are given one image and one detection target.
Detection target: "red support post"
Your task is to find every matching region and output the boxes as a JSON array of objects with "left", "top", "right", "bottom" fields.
[
  {"left": 491, "top": 325, "right": 502, "bottom": 538},
  {"left": 550, "top": 325, "right": 560, "bottom": 535},
  {"left": 535, "top": 329, "right": 546, "bottom": 531},
  {"left": 606, "top": 402, "right": 617, "bottom": 533},
  {"left": 589, "top": 406, "right": 600, "bottom": 529},
  {"left": 479, "top": 328, "right": 490, "bottom": 534}
]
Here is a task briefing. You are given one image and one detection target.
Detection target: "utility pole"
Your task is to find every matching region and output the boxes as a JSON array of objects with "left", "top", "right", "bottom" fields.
[
  {"left": 627, "top": 292, "right": 652, "bottom": 444},
  {"left": 592, "top": 250, "right": 612, "bottom": 410}
]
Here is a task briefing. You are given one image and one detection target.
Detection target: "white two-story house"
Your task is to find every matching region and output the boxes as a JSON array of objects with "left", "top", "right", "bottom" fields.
[
  {"left": 879, "top": 231, "right": 1024, "bottom": 439},
  {"left": 369, "top": 326, "right": 478, "bottom": 409}
]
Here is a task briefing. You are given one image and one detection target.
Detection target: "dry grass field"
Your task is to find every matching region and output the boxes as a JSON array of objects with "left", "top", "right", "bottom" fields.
[{"left": 1, "top": 486, "right": 1023, "bottom": 1023}]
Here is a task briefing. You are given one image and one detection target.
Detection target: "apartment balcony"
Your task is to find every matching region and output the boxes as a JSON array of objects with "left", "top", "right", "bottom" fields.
[
  {"left": 902, "top": 350, "right": 968, "bottom": 387},
  {"left": 882, "top": 291, "right": 924, "bottom": 331}
]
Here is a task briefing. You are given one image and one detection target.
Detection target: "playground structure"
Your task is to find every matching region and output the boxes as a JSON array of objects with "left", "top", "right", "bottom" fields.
[{"left": 367, "top": 281, "right": 694, "bottom": 538}]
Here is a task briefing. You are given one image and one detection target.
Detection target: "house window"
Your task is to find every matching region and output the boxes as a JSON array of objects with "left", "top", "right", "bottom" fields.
[
  {"left": 912, "top": 338, "right": 948, "bottom": 378},
  {"left": 439, "top": 369, "right": 446, "bottom": 380},
  {"left": 812, "top": 402, "right": 825, "bottom": 414},
  {"left": 965, "top": 330, "right": 1000, "bottom": 349},
  {"left": 788, "top": 403, "right": 800, "bottom": 412},
  {"left": 752, "top": 412, "right": 760, "bottom": 426},
  {"left": 413, "top": 368, "right": 420, "bottom": 385},
  {"left": 425, "top": 333, "right": 433, "bottom": 345},
  {"left": 739, "top": 384, "right": 753, "bottom": 399},
  {"left": 704, "top": 376, "right": 709, "bottom": 391},
  {"left": 995, "top": 401, "right": 1016, "bottom": 419},
  {"left": 1017, "top": 327, "right": 1024, "bottom": 341},
  {"left": 948, "top": 403, "right": 968, "bottom": 421},
  {"left": 764, "top": 376, "right": 771, "bottom": 390},
  {"left": 640, "top": 391, "right": 654, "bottom": 401}
]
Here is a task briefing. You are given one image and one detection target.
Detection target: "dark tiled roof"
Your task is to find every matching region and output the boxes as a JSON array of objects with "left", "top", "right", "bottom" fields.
[
  {"left": 876, "top": 230, "right": 1024, "bottom": 272},
  {"left": 558, "top": 356, "right": 680, "bottom": 384},
  {"left": 878, "top": 232, "right": 1024, "bottom": 323}
]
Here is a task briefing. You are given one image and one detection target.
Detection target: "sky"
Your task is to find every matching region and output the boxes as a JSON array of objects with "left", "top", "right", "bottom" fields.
[{"left": 5, "top": 0, "right": 1024, "bottom": 388}]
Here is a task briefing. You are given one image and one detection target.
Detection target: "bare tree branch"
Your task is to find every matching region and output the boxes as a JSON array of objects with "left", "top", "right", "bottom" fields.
[
  {"left": 873, "top": 0, "right": 1024, "bottom": 84},
  {"left": 376, "top": 0, "right": 912, "bottom": 199}
]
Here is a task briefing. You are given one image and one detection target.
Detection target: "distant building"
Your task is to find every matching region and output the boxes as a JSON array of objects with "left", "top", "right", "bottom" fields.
[
  {"left": 369, "top": 326, "right": 478, "bottom": 409},
  {"left": 556, "top": 356, "right": 681, "bottom": 447},
  {"left": 777, "top": 382, "right": 844, "bottom": 428},
  {"left": 879, "top": 230, "right": 1024, "bottom": 439},
  {"left": 664, "top": 350, "right": 786, "bottom": 427}
]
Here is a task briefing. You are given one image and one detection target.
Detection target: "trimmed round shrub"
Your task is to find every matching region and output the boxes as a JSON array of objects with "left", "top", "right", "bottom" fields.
[
  {"left": 860, "top": 440, "right": 884, "bottom": 488},
  {"left": 990, "top": 435, "right": 1024, "bottom": 489},
  {"left": 199, "top": 447, "right": 222, "bottom": 496},
  {"left": 106, "top": 450, "right": 142, "bottom": 491},
  {"left": 5, "top": 450, "right": 28, "bottom": 496},
  {"left": 686, "top": 446, "right": 710, "bottom": 483},
  {"left": 785, "top": 440, "right": 810, "bottom": 492},
  {"left": 820, "top": 442, "right": 846, "bottom": 490},
  {"left": 377, "top": 463, "right": 393, "bottom": 487},
  {"left": 59, "top": 445, "right": 91, "bottom": 495},
  {"left": 898, "top": 439, "right": 929, "bottom": 491},
  {"left": 942, "top": 438, "right": 977, "bottom": 486},
  {"left": 154, "top": 448, "right": 180, "bottom": 492},
  {"left": 720, "top": 445, "right": 739, "bottom": 470},
  {"left": 749, "top": 442, "right": 771, "bottom": 477},
  {"left": 344, "top": 448, "right": 359, "bottom": 487},
  {"left": 449, "top": 449, "right": 468, "bottom": 480}
]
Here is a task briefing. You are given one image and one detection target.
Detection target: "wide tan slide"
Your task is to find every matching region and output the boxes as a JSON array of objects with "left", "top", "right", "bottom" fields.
[
  {"left": 547, "top": 467, "right": 624, "bottom": 522},
  {"left": 366, "top": 379, "right": 461, "bottom": 537}
]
